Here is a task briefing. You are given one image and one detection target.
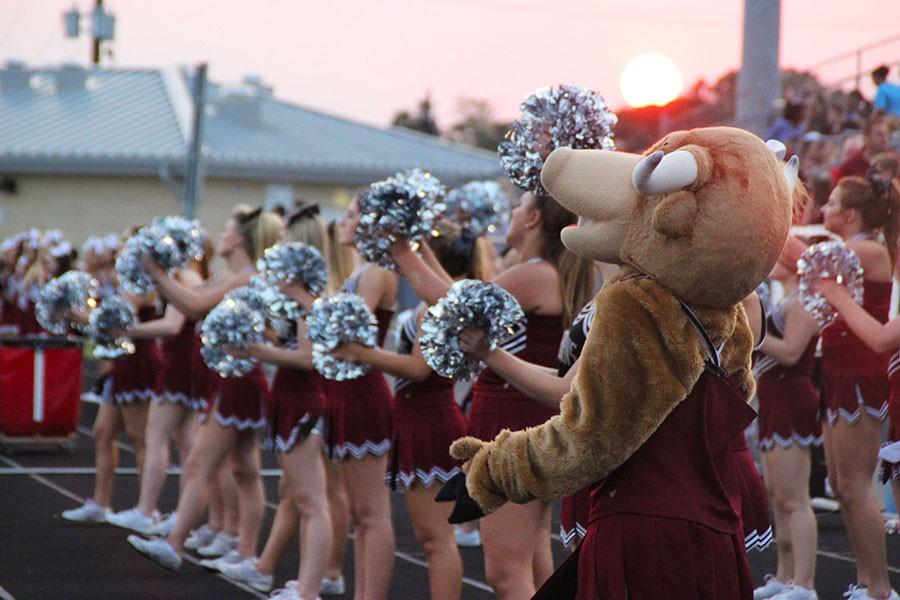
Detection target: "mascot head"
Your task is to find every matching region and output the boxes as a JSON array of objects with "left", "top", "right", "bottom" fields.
[{"left": 541, "top": 127, "right": 798, "bottom": 308}]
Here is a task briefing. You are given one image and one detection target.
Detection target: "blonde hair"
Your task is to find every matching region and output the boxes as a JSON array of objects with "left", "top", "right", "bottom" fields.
[
  {"left": 286, "top": 210, "right": 333, "bottom": 290},
  {"left": 327, "top": 219, "right": 357, "bottom": 290},
  {"left": 231, "top": 204, "right": 283, "bottom": 262}
]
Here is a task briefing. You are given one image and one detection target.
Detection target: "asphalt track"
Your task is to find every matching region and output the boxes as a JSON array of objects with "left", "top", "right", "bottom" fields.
[{"left": 0, "top": 401, "right": 898, "bottom": 600}]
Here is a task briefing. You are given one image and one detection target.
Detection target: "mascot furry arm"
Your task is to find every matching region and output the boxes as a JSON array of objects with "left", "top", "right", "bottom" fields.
[{"left": 451, "top": 127, "right": 797, "bottom": 514}]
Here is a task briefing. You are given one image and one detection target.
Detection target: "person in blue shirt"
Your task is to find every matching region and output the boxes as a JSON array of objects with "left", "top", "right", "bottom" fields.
[{"left": 872, "top": 65, "right": 900, "bottom": 117}]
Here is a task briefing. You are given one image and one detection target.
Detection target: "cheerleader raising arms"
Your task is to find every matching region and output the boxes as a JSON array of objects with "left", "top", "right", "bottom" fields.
[
  {"left": 391, "top": 192, "right": 593, "bottom": 600},
  {"left": 127, "top": 206, "right": 283, "bottom": 571}
]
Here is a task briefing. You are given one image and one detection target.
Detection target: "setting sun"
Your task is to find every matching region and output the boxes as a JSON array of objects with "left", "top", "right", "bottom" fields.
[{"left": 620, "top": 53, "right": 683, "bottom": 108}]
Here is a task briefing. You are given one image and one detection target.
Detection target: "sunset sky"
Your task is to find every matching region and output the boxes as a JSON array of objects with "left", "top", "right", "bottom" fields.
[{"left": 1, "top": 0, "right": 898, "bottom": 128}]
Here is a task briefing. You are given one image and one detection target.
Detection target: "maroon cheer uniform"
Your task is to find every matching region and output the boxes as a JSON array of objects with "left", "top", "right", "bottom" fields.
[
  {"left": 821, "top": 279, "right": 891, "bottom": 425},
  {"left": 888, "top": 351, "right": 900, "bottom": 481},
  {"left": 111, "top": 305, "right": 161, "bottom": 404},
  {"left": 268, "top": 366, "right": 327, "bottom": 453},
  {"left": 325, "top": 267, "right": 394, "bottom": 459},
  {"left": 754, "top": 292, "right": 821, "bottom": 450},
  {"left": 206, "top": 364, "right": 268, "bottom": 431},
  {"left": 468, "top": 312, "right": 562, "bottom": 441},
  {"left": 388, "top": 309, "right": 467, "bottom": 489},
  {"left": 156, "top": 317, "right": 205, "bottom": 411}
]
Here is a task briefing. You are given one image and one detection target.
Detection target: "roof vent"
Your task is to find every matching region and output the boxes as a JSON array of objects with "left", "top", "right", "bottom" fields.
[
  {"left": 1, "top": 61, "right": 32, "bottom": 94},
  {"left": 55, "top": 63, "right": 87, "bottom": 93},
  {"left": 217, "top": 83, "right": 265, "bottom": 127}
]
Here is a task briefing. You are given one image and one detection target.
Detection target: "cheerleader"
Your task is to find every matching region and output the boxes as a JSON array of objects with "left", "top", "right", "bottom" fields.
[
  {"left": 105, "top": 247, "right": 211, "bottom": 535},
  {"left": 321, "top": 219, "right": 355, "bottom": 595},
  {"left": 127, "top": 206, "right": 283, "bottom": 572},
  {"left": 327, "top": 196, "right": 398, "bottom": 600},
  {"left": 751, "top": 257, "right": 821, "bottom": 600},
  {"left": 62, "top": 279, "right": 161, "bottom": 522},
  {"left": 808, "top": 173, "right": 899, "bottom": 600},
  {"left": 390, "top": 192, "right": 594, "bottom": 599},
  {"left": 218, "top": 204, "right": 334, "bottom": 600},
  {"left": 332, "top": 221, "right": 489, "bottom": 600}
]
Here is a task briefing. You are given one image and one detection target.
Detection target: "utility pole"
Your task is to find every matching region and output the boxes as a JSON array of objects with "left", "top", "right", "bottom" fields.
[
  {"left": 735, "top": 0, "right": 781, "bottom": 137},
  {"left": 91, "top": 0, "right": 103, "bottom": 64},
  {"left": 183, "top": 63, "right": 208, "bottom": 219},
  {"left": 63, "top": 1, "right": 115, "bottom": 66}
]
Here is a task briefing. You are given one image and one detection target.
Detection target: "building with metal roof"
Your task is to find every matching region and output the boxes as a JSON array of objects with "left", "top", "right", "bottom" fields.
[{"left": 0, "top": 62, "right": 503, "bottom": 242}]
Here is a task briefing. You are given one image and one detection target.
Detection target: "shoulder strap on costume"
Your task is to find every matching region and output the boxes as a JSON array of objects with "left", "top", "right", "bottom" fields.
[{"left": 678, "top": 299, "right": 722, "bottom": 372}]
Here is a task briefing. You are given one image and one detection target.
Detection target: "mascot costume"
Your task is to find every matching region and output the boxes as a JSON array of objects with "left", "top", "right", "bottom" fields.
[{"left": 445, "top": 127, "right": 799, "bottom": 599}]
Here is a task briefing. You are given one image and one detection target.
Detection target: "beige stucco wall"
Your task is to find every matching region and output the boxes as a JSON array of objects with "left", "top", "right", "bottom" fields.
[{"left": 0, "top": 173, "right": 356, "bottom": 247}]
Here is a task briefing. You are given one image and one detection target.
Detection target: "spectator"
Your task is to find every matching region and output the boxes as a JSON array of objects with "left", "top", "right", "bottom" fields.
[
  {"left": 830, "top": 114, "right": 891, "bottom": 184},
  {"left": 872, "top": 65, "right": 900, "bottom": 117},
  {"left": 871, "top": 151, "right": 899, "bottom": 181},
  {"left": 765, "top": 101, "right": 807, "bottom": 147}
]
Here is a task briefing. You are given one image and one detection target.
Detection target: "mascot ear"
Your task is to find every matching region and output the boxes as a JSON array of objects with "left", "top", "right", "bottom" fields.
[{"left": 651, "top": 191, "right": 699, "bottom": 239}]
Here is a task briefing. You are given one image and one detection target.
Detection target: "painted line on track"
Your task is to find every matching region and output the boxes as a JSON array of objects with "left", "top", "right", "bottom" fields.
[{"left": 0, "top": 584, "right": 17, "bottom": 600}]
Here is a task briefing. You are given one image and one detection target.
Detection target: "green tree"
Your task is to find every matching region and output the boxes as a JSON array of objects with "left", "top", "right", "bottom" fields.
[{"left": 444, "top": 97, "right": 509, "bottom": 151}]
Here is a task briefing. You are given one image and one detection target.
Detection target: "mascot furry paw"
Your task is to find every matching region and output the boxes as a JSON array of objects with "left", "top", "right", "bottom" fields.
[{"left": 448, "top": 127, "right": 798, "bottom": 600}]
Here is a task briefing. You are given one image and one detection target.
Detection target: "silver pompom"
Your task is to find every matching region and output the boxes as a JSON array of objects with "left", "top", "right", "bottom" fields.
[
  {"left": 257, "top": 242, "right": 328, "bottom": 295},
  {"left": 355, "top": 168, "right": 447, "bottom": 270},
  {"left": 200, "top": 298, "right": 266, "bottom": 377},
  {"left": 797, "top": 241, "right": 865, "bottom": 329},
  {"left": 150, "top": 216, "right": 208, "bottom": 262},
  {"left": 499, "top": 85, "right": 617, "bottom": 194},
  {"left": 35, "top": 271, "right": 99, "bottom": 335},
  {"left": 419, "top": 280, "right": 525, "bottom": 380},
  {"left": 89, "top": 295, "right": 137, "bottom": 359},
  {"left": 306, "top": 293, "right": 378, "bottom": 380},
  {"left": 227, "top": 276, "right": 304, "bottom": 326},
  {"left": 444, "top": 181, "right": 511, "bottom": 236},
  {"left": 116, "top": 218, "right": 206, "bottom": 295}
]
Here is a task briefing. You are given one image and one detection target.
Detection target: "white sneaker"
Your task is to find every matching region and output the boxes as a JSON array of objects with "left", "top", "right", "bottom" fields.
[
  {"left": 199, "top": 549, "right": 248, "bottom": 572},
  {"left": 454, "top": 525, "right": 482, "bottom": 547},
  {"left": 147, "top": 512, "right": 177, "bottom": 537},
  {"left": 197, "top": 532, "right": 238, "bottom": 557},
  {"left": 61, "top": 499, "right": 111, "bottom": 523},
  {"left": 771, "top": 585, "right": 818, "bottom": 600},
  {"left": 755, "top": 575, "right": 790, "bottom": 600},
  {"left": 843, "top": 585, "right": 868, "bottom": 599},
  {"left": 106, "top": 508, "right": 157, "bottom": 534},
  {"left": 127, "top": 535, "right": 182, "bottom": 571},
  {"left": 219, "top": 558, "right": 274, "bottom": 592},
  {"left": 80, "top": 392, "right": 101, "bottom": 404},
  {"left": 184, "top": 524, "right": 217, "bottom": 550},
  {"left": 320, "top": 575, "right": 346, "bottom": 595},
  {"left": 268, "top": 580, "right": 298, "bottom": 599}
]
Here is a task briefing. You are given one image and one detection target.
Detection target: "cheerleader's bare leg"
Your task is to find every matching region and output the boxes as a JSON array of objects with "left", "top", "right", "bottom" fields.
[
  {"left": 827, "top": 415, "right": 891, "bottom": 598},
  {"left": 120, "top": 402, "right": 149, "bottom": 480},
  {"left": 405, "top": 484, "right": 462, "bottom": 600},
  {"left": 762, "top": 445, "right": 817, "bottom": 589},
  {"left": 91, "top": 402, "right": 123, "bottom": 508},
  {"left": 281, "top": 433, "right": 332, "bottom": 600},
  {"left": 218, "top": 463, "right": 241, "bottom": 537},
  {"left": 136, "top": 401, "right": 187, "bottom": 516},
  {"left": 325, "top": 460, "right": 351, "bottom": 582},
  {"left": 480, "top": 501, "right": 548, "bottom": 600},
  {"left": 255, "top": 476, "right": 299, "bottom": 575},
  {"left": 531, "top": 502, "right": 554, "bottom": 589},
  {"left": 229, "top": 429, "right": 265, "bottom": 558},
  {"left": 341, "top": 453, "right": 395, "bottom": 600},
  {"left": 166, "top": 418, "right": 238, "bottom": 551}
]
